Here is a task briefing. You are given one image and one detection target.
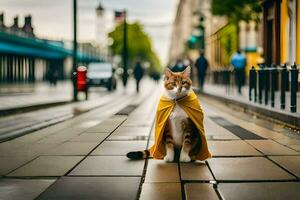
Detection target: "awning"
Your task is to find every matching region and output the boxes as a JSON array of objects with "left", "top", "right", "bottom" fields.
[{"left": 0, "top": 42, "right": 68, "bottom": 59}]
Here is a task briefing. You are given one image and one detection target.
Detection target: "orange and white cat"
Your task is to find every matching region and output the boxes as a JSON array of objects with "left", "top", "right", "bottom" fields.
[
  {"left": 162, "top": 66, "right": 200, "bottom": 162},
  {"left": 127, "top": 66, "right": 201, "bottom": 162}
]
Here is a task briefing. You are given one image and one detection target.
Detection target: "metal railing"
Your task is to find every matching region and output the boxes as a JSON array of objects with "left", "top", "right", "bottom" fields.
[
  {"left": 207, "top": 64, "right": 299, "bottom": 113},
  {"left": 249, "top": 64, "right": 299, "bottom": 113}
]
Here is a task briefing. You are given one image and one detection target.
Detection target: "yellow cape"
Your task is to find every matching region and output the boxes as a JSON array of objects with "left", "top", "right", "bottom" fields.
[{"left": 149, "top": 90, "right": 211, "bottom": 160}]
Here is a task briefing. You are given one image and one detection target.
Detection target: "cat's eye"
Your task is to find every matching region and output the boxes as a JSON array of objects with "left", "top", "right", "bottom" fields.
[{"left": 182, "top": 81, "right": 187, "bottom": 84}]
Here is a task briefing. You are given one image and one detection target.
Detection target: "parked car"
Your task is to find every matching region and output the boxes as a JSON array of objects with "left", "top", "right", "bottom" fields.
[{"left": 87, "top": 62, "right": 117, "bottom": 91}]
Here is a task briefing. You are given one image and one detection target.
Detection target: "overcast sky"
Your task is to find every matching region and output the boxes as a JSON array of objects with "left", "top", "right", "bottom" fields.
[{"left": 0, "top": 0, "right": 178, "bottom": 65}]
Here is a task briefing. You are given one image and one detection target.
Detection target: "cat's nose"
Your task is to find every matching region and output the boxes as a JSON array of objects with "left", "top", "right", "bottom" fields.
[{"left": 178, "top": 86, "right": 182, "bottom": 93}]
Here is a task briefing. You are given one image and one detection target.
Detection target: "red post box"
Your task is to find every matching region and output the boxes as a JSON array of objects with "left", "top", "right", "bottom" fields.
[
  {"left": 76, "top": 66, "right": 88, "bottom": 100},
  {"left": 76, "top": 66, "right": 87, "bottom": 91}
]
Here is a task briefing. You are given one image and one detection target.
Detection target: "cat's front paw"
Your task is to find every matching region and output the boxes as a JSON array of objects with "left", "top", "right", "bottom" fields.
[
  {"left": 179, "top": 153, "right": 191, "bottom": 162},
  {"left": 164, "top": 154, "right": 174, "bottom": 162}
]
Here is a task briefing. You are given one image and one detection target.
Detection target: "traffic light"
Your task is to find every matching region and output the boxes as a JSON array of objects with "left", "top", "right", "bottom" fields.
[{"left": 186, "top": 15, "right": 205, "bottom": 50}]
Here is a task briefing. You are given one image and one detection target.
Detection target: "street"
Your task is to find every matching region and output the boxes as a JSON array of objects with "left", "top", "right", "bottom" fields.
[
  {"left": 0, "top": 79, "right": 142, "bottom": 142},
  {"left": 0, "top": 81, "right": 299, "bottom": 199}
]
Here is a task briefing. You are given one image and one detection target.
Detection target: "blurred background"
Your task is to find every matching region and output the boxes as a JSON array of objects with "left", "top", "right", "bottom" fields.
[{"left": 0, "top": 0, "right": 299, "bottom": 112}]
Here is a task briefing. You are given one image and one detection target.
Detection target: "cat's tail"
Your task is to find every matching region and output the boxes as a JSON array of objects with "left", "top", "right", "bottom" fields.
[{"left": 126, "top": 150, "right": 150, "bottom": 160}]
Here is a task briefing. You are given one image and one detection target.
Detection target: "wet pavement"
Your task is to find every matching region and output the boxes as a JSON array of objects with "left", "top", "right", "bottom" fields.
[
  {"left": 0, "top": 81, "right": 73, "bottom": 112},
  {"left": 0, "top": 83, "right": 300, "bottom": 200},
  {"left": 0, "top": 79, "right": 141, "bottom": 142}
]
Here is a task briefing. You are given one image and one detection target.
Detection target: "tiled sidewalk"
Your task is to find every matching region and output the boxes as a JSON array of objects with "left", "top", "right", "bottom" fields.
[
  {"left": 139, "top": 95, "right": 300, "bottom": 200},
  {"left": 0, "top": 87, "right": 300, "bottom": 200},
  {"left": 0, "top": 83, "right": 160, "bottom": 200}
]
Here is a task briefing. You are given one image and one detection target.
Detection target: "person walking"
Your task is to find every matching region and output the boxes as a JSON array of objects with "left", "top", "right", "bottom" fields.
[
  {"left": 230, "top": 50, "right": 246, "bottom": 94},
  {"left": 133, "top": 61, "right": 145, "bottom": 93},
  {"left": 195, "top": 51, "right": 209, "bottom": 91}
]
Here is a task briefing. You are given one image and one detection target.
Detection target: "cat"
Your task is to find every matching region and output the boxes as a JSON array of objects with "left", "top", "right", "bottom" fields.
[{"left": 127, "top": 66, "right": 201, "bottom": 162}]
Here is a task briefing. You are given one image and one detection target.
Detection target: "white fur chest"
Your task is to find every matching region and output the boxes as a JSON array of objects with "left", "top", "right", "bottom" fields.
[{"left": 168, "top": 103, "right": 188, "bottom": 147}]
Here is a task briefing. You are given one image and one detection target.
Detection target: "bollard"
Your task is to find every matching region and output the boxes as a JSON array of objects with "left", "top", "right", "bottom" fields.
[
  {"left": 249, "top": 66, "right": 257, "bottom": 101},
  {"left": 264, "top": 65, "right": 270, "bottom": 105},
  {"left": 270, "top": 64, "right": 278, "bottom": 107},
  {"left": 280, "top": 64, "right": 288, "bottom": 109},
  {"left": 258, "top": 64, "right": 265, "bottom": 104},
  {"left": 290, "top": 63, "right": 298, "bottom": 113},
  {"left": 213, "top": 71, "right": 217, "bottom": 84}
]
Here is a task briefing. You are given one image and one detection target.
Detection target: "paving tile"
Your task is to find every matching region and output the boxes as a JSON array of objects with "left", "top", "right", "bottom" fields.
[
  {"left": 8, "top": 156, "right": 83, "bottom": 177},
  {"left": 269, "top": 156, "right": 300, "bottom": 177},
  {"left": 207, "top": 135, "right": 240, "bottom": 140},
  {"left": 273, "top": 138, "right": 300, "bottom": 145},
  {"left": 208, "top": 157, "right": 295, "bottom": 181},
  {"left": 70, "top": 132, "right": 109, "bottom": 142},
  {"left": 69, "top": 156, "right": 144, "bottom": 176},
  {"left": 218, "top": 182, "right": 300, "bottom": 200},
  {"left": 246, "top": 140, "right": 300, "bottom": 155},
  {"left": 108, "top": 135, "right": 149, "bottom": 141},
  {"left": 0, "top": 156, "right": 36, "bottom": 175},
  {"left": 208, "top": 140, "right": 262, "bottom": 156},
  {"left": 75, "top": 120, "right": 100, "bottom": 129},
  {"left": 111, "top": 126, "right": 151, "bottom": 136},
  {"left": 145, "top": 159, "right": 180, "bottom": 182},
  {"left": 139, "top": 183, "right": 181, "bottom": 200},
  {"left": 122, "top": 119, "right": 153, "bottom": 126},
  {"left": 0, "top": 143, "right": 57, "bottom": 157},
  {"left": 37, "top": 177, "right": 140, "bottom": 200},
  {"left": 0, "top": 179, "right": 56, "bottom": 200},
  {"left": 91, "top": 141, "right": 147, "bottom": 155},
  {"left": 180, "top": 162, "right": 214, "bottom": 181},
  {"left": 185, "top": 183, "right": 219, "bottom": 200},
  {"left": 204, "top": 119, "right": 240, "bottom": 140},
  {"left": 86, "top": 125, "right": 118, "bottom": 133},
  {"left": 98, "top": 116, "right": 126, "bottom": 126},
  {"left": 36, "top": 135, "right": 73, "bottom": 144},
  {"left": 44, "top": 142, "right": 98, "bottom": 155},
  {"left": 290, "top": 144, "right": 300, "bottom": 151},
  {"left": 85, "top": 117, "right": 126, "bottom": 133}
]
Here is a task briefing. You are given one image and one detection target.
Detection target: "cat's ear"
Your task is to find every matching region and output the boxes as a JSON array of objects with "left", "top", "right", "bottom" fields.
[
  {"left": 182, "top": 66, "right": 191, "bottom": 78},
  {"left": 164, "top": 67, "right": 172, "bottom": 78}
]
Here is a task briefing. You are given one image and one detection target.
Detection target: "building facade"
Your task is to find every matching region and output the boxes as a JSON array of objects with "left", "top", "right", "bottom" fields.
[
  {"left": 169, "top": 0, "right": 263, "bottom": 72},
  {"left": 0, "top": 13, "right": 103, "bottom": 83},
  {"left": 261, "top": 0, "right": 300, "bottom": 65}
]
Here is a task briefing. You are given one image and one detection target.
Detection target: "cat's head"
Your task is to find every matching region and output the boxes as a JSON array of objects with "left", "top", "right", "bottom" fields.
[{"left": 163, "top": 66, "right": 192, "bottom": 99}]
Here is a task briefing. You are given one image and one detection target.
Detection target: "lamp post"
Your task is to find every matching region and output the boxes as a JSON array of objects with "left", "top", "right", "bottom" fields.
[
  {"left": 72, "top": 0, "right": 78, "bottom": 101},
  {"left": 198, "top": 16, "right": 205, "bottom": 51},
  {"left": 122, "top": 10, "right": 128, "bottom": 87}
]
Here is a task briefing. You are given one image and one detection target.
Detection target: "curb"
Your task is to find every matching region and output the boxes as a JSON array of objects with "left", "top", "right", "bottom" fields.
[
  {"left": 201, "top": 91, "right": 300, "bottom": 128},
  {"left": 0, "top": 100, "right": 71, "bottom": 117},
  {"left": 0, "top": 114, "right": 73, "bottom": 143}
]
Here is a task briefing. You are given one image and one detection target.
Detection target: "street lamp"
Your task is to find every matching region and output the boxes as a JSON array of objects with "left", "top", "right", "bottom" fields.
[
  {"left": 122, "top": 10, "right": 128, "bottom": 87},
  {"left": 187, "top": 15, "right": 205, "bottom": 51},
  {"left": 72, "top": 0, "right": 78, "bottom": 101}
]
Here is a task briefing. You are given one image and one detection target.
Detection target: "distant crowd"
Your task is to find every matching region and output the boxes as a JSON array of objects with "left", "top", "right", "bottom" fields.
[{"left": 168, "top": 50, "right": 249, "bottom": 94}]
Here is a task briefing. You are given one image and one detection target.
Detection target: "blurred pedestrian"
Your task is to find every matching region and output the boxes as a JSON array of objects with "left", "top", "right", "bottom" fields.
[
  {"left": 195, "top": 51, "right": 209, "bottom": 91},
  {"left": 52, "top": 70, "right": 58, "bottom": 86},
  {"left": 171, "top": 59, "right": 186, "bottom": 72},
  {"left": 48, "top": 68, "right": 58, "bottom": 87},
  {"left": 230, "top": 50, "right": 246, "bottom": 94},
  {"left": 149, "top": 71, "right": 161, "bottom": 83},
  {"left": 133, "top": 61, "right": 145, "bottom": 93}
]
